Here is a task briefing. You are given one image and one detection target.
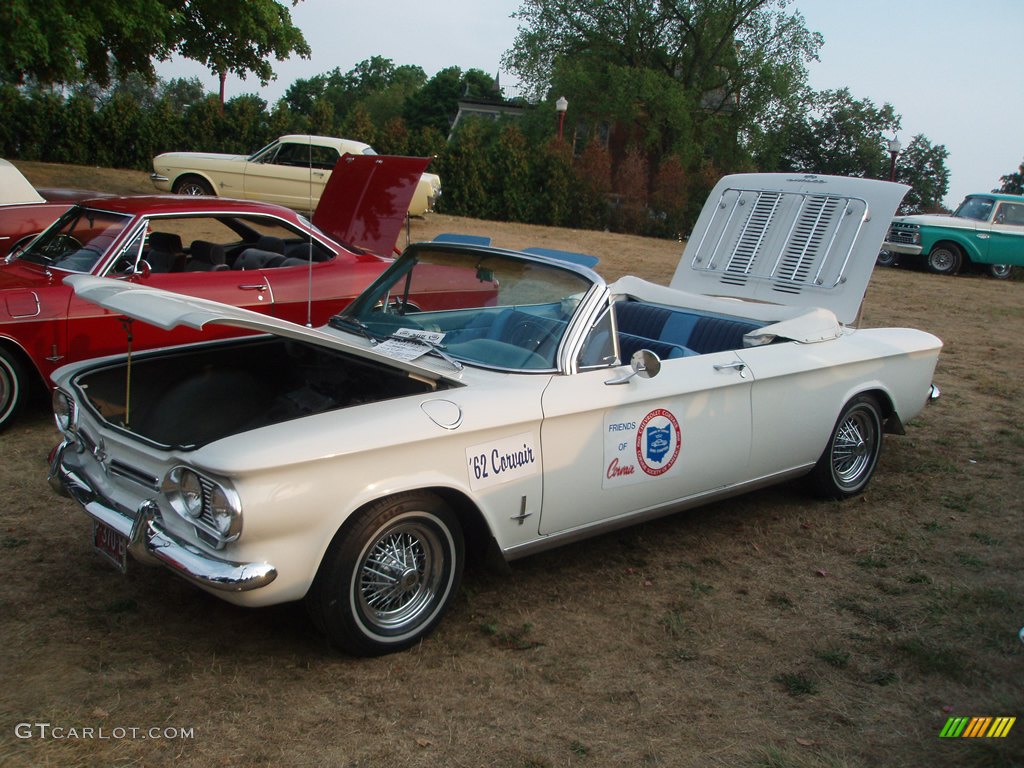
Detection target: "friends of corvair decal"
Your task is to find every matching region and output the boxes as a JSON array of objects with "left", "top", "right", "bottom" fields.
[
  {"left": 466, "top": 432, "right": 539, "bottom": 491},
  {"left": 604, "top": 408, "right": 682, "bottom": 488}
]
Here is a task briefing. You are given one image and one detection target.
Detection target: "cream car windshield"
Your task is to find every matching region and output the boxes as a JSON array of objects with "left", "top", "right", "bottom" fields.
[
  {"left": 332, "top": 246, "right": 595, "bottom": 371},
  {"left": 18, "top": 207, "right": 132, "bottom": 272}
]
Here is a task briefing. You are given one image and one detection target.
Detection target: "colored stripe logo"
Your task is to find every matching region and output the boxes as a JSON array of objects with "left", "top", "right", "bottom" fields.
[{"left": 940, "top": 716, "right": 1016, "bottom": 738}]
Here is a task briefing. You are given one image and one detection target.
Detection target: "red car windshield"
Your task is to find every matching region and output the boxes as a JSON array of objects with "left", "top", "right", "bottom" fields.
[{"left": 18, "top": 206, "right": 132, "bottom": 272}]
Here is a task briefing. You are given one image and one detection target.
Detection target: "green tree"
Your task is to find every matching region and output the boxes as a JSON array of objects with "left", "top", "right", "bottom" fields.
[
  {"left": 376, "top": 117, "right": 410, "bottom": 156},
  {"left": 437, "top": 117, "right": 493, "bottom": 218},
  {"left": 996, "top": 159, "right": 1024, "bottom": 194},
  {"left": 895, "top": 135, "right": 950, "bottom": 213},
  {"left": 0, "top": 0, "right": 309, "bottom": 95},
  {"left": 339, "top": 103, "right": 377, "bottom": 146},
  {"left": 404, "top": 67, "right": 497, "bottom": 137},
  {"left": 780, "top": 88, "right": 900, "bottom": 178},
  {"left": 490, "top": 124, "right": 533, "bottom": 221},
  {"left": 284, "top": 59, "right": 426, "bottom": 130},
  {"left": 504, "top": 0, "right": 822, "bottom": 173},
  {"left": 573, "top": 138, "right": 613, "bottom": 230}
]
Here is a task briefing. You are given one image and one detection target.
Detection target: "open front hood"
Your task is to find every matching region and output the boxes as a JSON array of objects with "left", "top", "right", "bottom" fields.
[
  {"left": 672, "top": 174, "right": 909, "bottom": 324},
  {"left": 313, "top": 154, "right": 431, "bottom": 256},
  {"left": 64, "top": 275, "right": 449, "bottom": 383}
]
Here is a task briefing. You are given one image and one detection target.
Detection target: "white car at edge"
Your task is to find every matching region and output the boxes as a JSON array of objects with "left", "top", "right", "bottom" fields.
[
  {"left": 49, "top": 173, "right": 942, "bottom": 656},
  {"left": 150, "top": 134, "right": 442, "bottom": 217}
]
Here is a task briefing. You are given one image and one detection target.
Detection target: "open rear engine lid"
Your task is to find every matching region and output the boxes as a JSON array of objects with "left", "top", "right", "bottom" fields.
[{"left": 671, "top": 173, "right": 908, "bottom": 324}]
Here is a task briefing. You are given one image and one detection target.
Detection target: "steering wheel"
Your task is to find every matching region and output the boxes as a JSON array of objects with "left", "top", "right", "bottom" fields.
[{"left": 506, "top": 319, "right": 558, "bottom": 355}]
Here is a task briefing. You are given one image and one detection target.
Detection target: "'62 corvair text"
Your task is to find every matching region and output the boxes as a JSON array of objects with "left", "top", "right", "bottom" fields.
[{"left": 49, "top": 174, "right": 942, "bottom": 655}]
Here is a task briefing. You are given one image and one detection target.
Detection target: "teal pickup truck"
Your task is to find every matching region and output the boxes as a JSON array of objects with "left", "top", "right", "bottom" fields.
[{"left": 881, "top": 193, "right": 1023, "bottom": 278}]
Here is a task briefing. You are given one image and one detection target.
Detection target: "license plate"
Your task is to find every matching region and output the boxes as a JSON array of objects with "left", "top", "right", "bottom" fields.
[{"left": 93, "top": 521, "right": 127, "bottom": 572}]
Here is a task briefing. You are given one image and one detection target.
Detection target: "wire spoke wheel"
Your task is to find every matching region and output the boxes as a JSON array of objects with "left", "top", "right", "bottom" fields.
[
  {"left": 831, "top": 409, "right": 877, "bottom": 486},
  {"left": 810, "top": 395, "right": 883, "bottom": 499},
  {"left": 356, "top": 520, "right": 446, "bottom": 633},
  {"left": 308, "top": 493, "right": 463, "bottom": 656}
]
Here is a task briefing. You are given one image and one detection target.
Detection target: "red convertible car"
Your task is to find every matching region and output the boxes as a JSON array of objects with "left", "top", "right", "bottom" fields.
[
  {"left": 0, "top": 158, "right": 111, "bottom": 260},
  {"left": 0, "top": 154, "right": 432, "bottom": 430}
]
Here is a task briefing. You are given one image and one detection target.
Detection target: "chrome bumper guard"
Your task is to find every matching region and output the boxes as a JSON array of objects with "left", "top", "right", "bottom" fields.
[
  {"left": 882, "top": 241, "right": 923, "bottom": 256},
  {"left": 49, "top": 441, "right": 276, "bottom": 593}
]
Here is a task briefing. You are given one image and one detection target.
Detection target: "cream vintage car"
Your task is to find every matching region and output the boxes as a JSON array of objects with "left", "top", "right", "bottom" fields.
[
  {"left": 151, "top": 134, "right": 442, "bottom": 217},
  {"left": 49, "top": 173, "right": 942, "bottom": 656}
]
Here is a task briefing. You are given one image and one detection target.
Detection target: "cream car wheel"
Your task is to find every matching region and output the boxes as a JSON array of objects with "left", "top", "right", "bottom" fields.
[
  {"left": 308, "top": 492, "right": 463, "bottom": 656},
  {"left": 173, "top": 176, "right": 214, "bottom": 196},
  {"left": 810, "top": 395, "right": 883, "bottom": 499}
]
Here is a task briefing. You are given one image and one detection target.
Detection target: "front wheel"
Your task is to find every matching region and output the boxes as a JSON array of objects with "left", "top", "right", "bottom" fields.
[
  {"left": 172, "top": 175, "right": 214, "bottom": 196},
  {"left": 307, "top": 492, "right": 464, "bottom": 656},
  {"left": 809, "top": 395, "right": 884, "bottom": 499},
  {"left": 926, "top": 243, "right": 963, "bottom": 275},
  {"left": 876, "top": 249, "right": 898, "bottom": 268},
  {"left": 988, "top": 264, "right": 1013, "bottom": 280},
  {"left": 0, "top": 348, "right": 28, "bottom": 432}
]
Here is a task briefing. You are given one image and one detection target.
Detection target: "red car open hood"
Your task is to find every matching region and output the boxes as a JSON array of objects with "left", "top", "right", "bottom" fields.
[{"left": 313, "top": 154, "right": 432, "bottom": 256}]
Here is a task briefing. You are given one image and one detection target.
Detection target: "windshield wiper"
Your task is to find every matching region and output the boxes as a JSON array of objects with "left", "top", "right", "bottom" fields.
[{"left": 328, "top": 314, "right": 379, "bottom": 343}]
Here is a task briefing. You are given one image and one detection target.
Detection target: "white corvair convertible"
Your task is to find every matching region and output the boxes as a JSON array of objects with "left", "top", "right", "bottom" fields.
[{"left": 48, "top": 174, "right": 942, "bottom": 656}]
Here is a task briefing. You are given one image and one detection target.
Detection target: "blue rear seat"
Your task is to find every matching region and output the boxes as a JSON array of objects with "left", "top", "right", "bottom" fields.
[{"left": 614, "top": 300, "right": 759, "bottom": 357}]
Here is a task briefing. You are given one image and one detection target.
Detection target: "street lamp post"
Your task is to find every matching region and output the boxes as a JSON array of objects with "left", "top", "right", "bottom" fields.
[
  {"left": 887, "top": 137, "right": 902, "bottom": 182},
  {"left": 555, "top": 96, "right": 568, "bottom": 141}
]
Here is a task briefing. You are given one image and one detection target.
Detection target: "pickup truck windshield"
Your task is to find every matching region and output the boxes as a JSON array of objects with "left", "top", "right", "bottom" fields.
[{"left": 953, "top": 196, "right": 995, "bottom": 222}]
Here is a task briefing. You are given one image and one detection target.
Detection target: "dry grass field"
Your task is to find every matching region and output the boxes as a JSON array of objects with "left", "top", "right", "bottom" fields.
[{"left": 1, "top": 162, "right": 1021, "bottom": 768}]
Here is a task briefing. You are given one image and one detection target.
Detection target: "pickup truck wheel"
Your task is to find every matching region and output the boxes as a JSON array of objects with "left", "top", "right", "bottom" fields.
[
  {"left": 172, "top": 176, "right": 214, "bottom": 196},
  {"left": 926, "top": 243, "right": 962, "bottom": 275},
  {"left": 876, "top": 249, "right": 897, "bottom": 267},
  {"left": 988, "top": 264, "right": 1013, "bottom": 280},
  {"left": 809, "top": 395, "right": 883, "bottom": 499},
  {"left": 0, "top": 348, "right": 27, "bottom": 432},
  {"left": 308, "top": 492, "right": 464, "bottom": 656}
]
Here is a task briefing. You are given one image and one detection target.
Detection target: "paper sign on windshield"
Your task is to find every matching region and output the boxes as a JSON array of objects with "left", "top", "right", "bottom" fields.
[{"left": 375, "top": 328, "right": 445, "bottom": 361}]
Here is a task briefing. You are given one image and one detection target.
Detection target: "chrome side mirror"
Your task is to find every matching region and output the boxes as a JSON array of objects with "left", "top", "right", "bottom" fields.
[{"left": 605, "top": 349, "right": 662, "bottom": 386}]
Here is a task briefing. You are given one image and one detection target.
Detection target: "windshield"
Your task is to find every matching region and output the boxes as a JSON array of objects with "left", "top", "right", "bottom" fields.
[
  {"left": 332, "top": 244, "right": 596, "bottom": 371},
  {"left": 952, "top": 196, "right": 995, "bottom": 222},
  {"left": 17, "top": 206, "right": 133, "bottom": 272}
]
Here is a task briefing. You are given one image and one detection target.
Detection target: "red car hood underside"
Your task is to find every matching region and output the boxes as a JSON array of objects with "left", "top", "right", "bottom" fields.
[{"left": 313, "top": 154, "right": 431, "bottom": 257}]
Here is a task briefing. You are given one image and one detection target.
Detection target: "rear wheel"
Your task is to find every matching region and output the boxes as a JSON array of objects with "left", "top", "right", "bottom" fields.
[
  {"left": 172, "top": 175, "right": 214, "bottom": 196},
  {"left": 809, "top": 395, "right": 883, "bottom": 499},
  {"left": 307, "top": 492, "right": 464, "bottom": 656},
  {"left": 988, "top": 264, "right": 1013, "bottom": 280},
  {"left": 926, "top": 243, "right": 962, "bottom": 275},
  {"left": 0, "top": 348, "right": 27, "bottom": 432}
]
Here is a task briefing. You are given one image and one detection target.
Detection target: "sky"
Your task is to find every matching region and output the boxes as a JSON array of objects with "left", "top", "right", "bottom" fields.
[{"left": 158, "top": 0, "right": 1023, "bottom": 209}]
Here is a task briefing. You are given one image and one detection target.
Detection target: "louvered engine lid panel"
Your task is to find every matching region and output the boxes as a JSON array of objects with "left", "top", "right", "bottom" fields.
[{"left": 671, "top": 174, "right": 908, "bottom": 324}]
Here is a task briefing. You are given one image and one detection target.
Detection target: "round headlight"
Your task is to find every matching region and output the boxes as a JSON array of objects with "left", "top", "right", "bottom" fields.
[
  {"left": 209, "top": 486, "right": 237, "bottom": 536},
  {"left": 178, "top": 469, "right": 204, "bottom": 519},
  {"left": 52, "top": 390, "right": 76, "bottom": 433}
]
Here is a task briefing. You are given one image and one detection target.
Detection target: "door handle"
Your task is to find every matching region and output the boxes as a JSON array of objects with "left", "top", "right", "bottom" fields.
[
  {"left": 238, "top": 284, "right": 267, "bottom": 291},
  {"left": 713, "top": 360, "right": 748, "bottom": 378}
]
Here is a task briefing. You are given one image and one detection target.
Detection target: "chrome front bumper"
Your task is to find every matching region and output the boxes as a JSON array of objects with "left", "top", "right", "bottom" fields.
[
  {"left": 49, "top": 441, "right": 276, "bottom": 593},
  {"left": 883, "top": 241, "right": 923, "bottom": 256},
  {"left": 149, "top": 172, "right": 169, "bottom": 183}
]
